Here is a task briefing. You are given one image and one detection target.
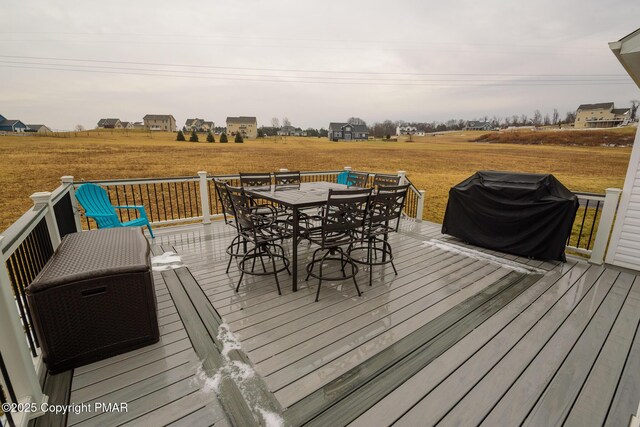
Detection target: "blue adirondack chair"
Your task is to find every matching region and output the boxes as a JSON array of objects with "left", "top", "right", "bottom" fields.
[{"left": 75, "top": 183, "right": 155, "bottom": 238}]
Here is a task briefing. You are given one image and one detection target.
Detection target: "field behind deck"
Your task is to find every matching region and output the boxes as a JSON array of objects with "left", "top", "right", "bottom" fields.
[{"left": 0, "top": 128, "right": 635, "bottom": 231}]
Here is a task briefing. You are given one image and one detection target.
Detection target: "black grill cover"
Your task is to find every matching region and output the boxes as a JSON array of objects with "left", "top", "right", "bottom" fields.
[{"left": 442, "top": 171, "right": 578, "bottom": 261}]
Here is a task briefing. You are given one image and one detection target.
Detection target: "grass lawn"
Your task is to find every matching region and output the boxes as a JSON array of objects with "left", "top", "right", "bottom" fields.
[{"left": 0, "top": 128, "right": 634, "bottom": 231}]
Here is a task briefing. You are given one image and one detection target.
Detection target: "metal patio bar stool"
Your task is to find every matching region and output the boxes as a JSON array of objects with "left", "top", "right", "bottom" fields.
[
  {"left": 214, "top": 179, "right": 251, "bottom": 274},
  {"left": 301, "top": 188, "right": 372, "bottom": 301},
  {"left": 345, "top": 171, "right": 370, "bottom": 188},
  {"left": 226, "top": 184, "right": 291, "bottom": 295},
  {"left": 372, "top": 173, "right": 401, "bottom": 188},
  {"left": 348, "top": 184, "right": 409, "bottom": 286}
]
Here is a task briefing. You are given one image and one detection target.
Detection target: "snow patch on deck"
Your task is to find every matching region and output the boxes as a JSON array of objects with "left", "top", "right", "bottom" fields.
[
  {"left": 422, "top": 240, "right": 546, "bottom": 274},
  {"left": 151, "top": 251, "right": 184, "bottom": 271},
  {"left": 194, "top": 322, "right": 285, "bottom": 427}
]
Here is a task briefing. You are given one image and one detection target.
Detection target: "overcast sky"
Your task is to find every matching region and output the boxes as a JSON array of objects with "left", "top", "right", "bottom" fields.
[{"left": 2, "top": 0, "right": 639, "bottom": 130}]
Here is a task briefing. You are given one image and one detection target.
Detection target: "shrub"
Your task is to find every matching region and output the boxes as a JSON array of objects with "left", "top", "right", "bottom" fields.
[
  {"left": 220, "top": 133, "right": 228, "bottom": 143},
  {"left": 206, "top": 131, "right": 215, "bottom": 143},
  {"left": 235, "top": 133, "right": 244, "bottom": 143},
  {"left": 189, "top": 130, "right": 199, "bottom": 142},
  {"left": 176, "top": 130, "right": 185, "bottom": 141}
]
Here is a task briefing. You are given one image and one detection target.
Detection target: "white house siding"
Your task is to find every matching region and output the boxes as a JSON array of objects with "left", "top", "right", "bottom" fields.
[{"left": 606, "top": 129, "right": 640, "bottom": 270}]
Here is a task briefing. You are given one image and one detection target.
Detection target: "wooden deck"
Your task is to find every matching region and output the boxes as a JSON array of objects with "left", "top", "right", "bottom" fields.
[{"left": 39, "top": 219, "right": 640, "bottom": 426}]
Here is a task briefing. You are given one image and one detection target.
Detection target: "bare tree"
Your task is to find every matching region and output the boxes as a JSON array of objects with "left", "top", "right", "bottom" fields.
[
  {"left": 347, "top": 117, "right": 367, "bottom": 126},
  {"left": 565, "top": 111, "right": 576, "bottom": 124},
  {"left": 532, "top": 110, "right": 542, "bottom": 127},
  {"left": 543, "top": 114, "right": 551, "bottom": 126},
  {"left": 74, "top": 124, "right": 85, "bottom": 131},
  {"left": 271, "top": 117, "right": 280, "bottom": 129},
  {"left": 552, "top": 108, "right": 560, "bottom": 125},
  {"left": 630, "top": 100, "right": 639, "bottom": 120},
  {"left": 520, "top": 114, "right": 529, "bottom": 126},
  {"left": 511, "top": 115, "right": 520, "bottom": 126},
  {"left": 282, "top": 117, "right": 291, "bottom": 127}
]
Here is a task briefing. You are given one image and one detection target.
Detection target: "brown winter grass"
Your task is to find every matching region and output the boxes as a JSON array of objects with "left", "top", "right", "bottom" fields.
[
  {"left": 473, "top": 127, "right": 636, "bottom": 146},
  {"left": 0, "top": 128, "right": 634, "bottom": 232}
]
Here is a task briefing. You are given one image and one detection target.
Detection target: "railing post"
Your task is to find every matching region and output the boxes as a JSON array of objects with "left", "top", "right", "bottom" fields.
[
  {"left": 198, "top": 171, "right": 211, "bottom": 224},
  {"left": 416, "top": 190, "right": 426, "bottom": 222},
  {"left": 61, "top": 175, "right": 82, "bottom": 233},
  {"left": 30, "top": 192, "right": 61, "bottom": 249},
  {"left": 0, "top": 236, "right": 48, "bottom": 424},
  {"left": 397, "top": 170, "right": 407, "bottom": 185},
  {"left": 591, "top": 188, "right": 622, "bottom": 265}
]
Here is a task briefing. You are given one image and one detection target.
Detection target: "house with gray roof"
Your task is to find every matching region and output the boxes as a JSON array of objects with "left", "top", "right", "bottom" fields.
[
  {"left": 97, "top": 118, "right": 122, "bottom": 129},
  {"left": 143, "top": 114, "right": 176, "bottom": 132},
  {"left": 464, "top": 121, "right": 492, "bottom": 131},
  {"left": 328, "top": 122, "right": 369, "bottom": 141},
  {"left": 0, "top": 114, "right": 28, "bottom": 132},
  {"left": 226, "top": 116, "right": 257, "bottom": 139},
  {"left": 575, "top": 102, "right": 631, "bottom": 128},
  {"left": 26, "top": 124, "right": 52, "bottom": 133}
]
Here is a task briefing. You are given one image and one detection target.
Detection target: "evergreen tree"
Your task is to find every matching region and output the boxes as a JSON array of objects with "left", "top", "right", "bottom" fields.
[
  {"left": 235, "top": 133, "right": 244, "bottom": 143},
  {"left": 189, "top": 130, "right": 199, "bottom": 142},
  {"left": 206, "top": 131, "right": 215, "bottom": 143},
  {"left": 220, "top": 133, "right": 228, "bottom": 143},
  {"left": 176, "top": 130, "right": 186, "bottom": 141}
]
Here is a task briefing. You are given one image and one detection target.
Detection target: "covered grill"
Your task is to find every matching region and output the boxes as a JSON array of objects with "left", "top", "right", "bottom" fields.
[{"left": 442, "top": 171, "right": 579, "bottom": 261}]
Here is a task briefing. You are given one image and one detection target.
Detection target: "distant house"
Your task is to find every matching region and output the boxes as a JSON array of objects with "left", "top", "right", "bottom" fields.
[
  {"left": 396, "top": 125, "right": 417, "bottom": 136},
  {"left": 132, "top": 122, "right": 145, "bottom": 129},
  {"left": 464, "top": 121, "right": 492, "bottom": 131},
  {"left": 97, "top": 118, "right": 122, "bottom": 129},
  {"left": 119, "top": 121, "right": 134, "bottom": 129},
  {"left": 201, "top": 121, "right": 214, "bottom": 132},
  {"left": 574, "top": 102, "right": 631, "bottom": 129},
  {"left": 26, "top": 124, "right": 52, "bottom": 133},
  {"left": 185, "top": 118, "right": 204, "bottom": 132},
  {"left": 277, "top": 125, "right": 307, "bottom": 136},
  {"left": 328, "top": 122, "right": 369, "bottom": 141},
  {"left": 0, "top": 114, "right": 28, "bottom": 132},
  {"left": 226, "top": 116, "right": 257, "bottom": 139},
  {"left": 143, "top": 114, "right": 177, "bottom": 132}
]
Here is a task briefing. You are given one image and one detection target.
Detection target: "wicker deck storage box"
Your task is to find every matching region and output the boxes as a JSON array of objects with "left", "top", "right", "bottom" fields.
[{"left": 27, "top": 228, "right": 159, "bottom": 373}]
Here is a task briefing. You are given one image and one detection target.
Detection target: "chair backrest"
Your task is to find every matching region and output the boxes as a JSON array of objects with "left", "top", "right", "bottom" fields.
[
  {"left": 75, "top": 183, "right": 121, "bottom": 229},
  {"left": 369, "top": 184, "right": 410, "bottom": 232},
  {"left": 225, "top": 184, "right": 260, "bottom": 240},
  {"left": 239, "top": 172, "right": 272, "bottom": 190},
  {"left": 346, "top": 171, "right": 369, "bottom": 188},
  {"left": 373, "top": 173, "right": 401, "bottom": 188},
  {"left": 213, "top": 179, "right": 235, "bottom": 225},
  {"left": 274, "top": 171, "right": 301, "bottom": 191},
  {"left": 337, "top": 171, "right": 349, "bottom": 185},
  {"left": 322, "top": 188, "right": 371, "bottom": 246}
]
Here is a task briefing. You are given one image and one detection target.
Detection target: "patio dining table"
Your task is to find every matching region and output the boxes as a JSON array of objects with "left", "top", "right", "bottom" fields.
[{"left": 245, "top": 181, "right": 352, "bottom": 291}]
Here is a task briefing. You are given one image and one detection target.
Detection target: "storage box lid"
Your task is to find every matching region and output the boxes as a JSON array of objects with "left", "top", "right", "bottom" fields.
[{"left": 28, "top": 228, "right": 151, "bottom": 293}]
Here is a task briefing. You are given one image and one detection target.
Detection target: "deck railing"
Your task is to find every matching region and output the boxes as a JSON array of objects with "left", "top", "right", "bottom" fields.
[
  {"left": 567, "top": 189, "right": 622, "bottom": 263},
  {"left": 75, "top": 168, "right": 427, "bottom": 229},
  {"left": 0, "top": 183, "right": 75, "bottom": 425}
]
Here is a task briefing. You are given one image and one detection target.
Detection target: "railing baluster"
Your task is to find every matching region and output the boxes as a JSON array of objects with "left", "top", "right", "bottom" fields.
[
  {"left": 181, "top": 182, "right": 188, "bottom": 218},
  {"left": 576, "top": 200, "right": 589, "bottom": 249},
  {"left": 586, "top": 201, "right": 601, "bottom": 250},
  {"left": 122, "top": 185, "right": 132, "bottom": 220},
  {"left": 173, "top": 182, "right": 181, "bottom": 219}
]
